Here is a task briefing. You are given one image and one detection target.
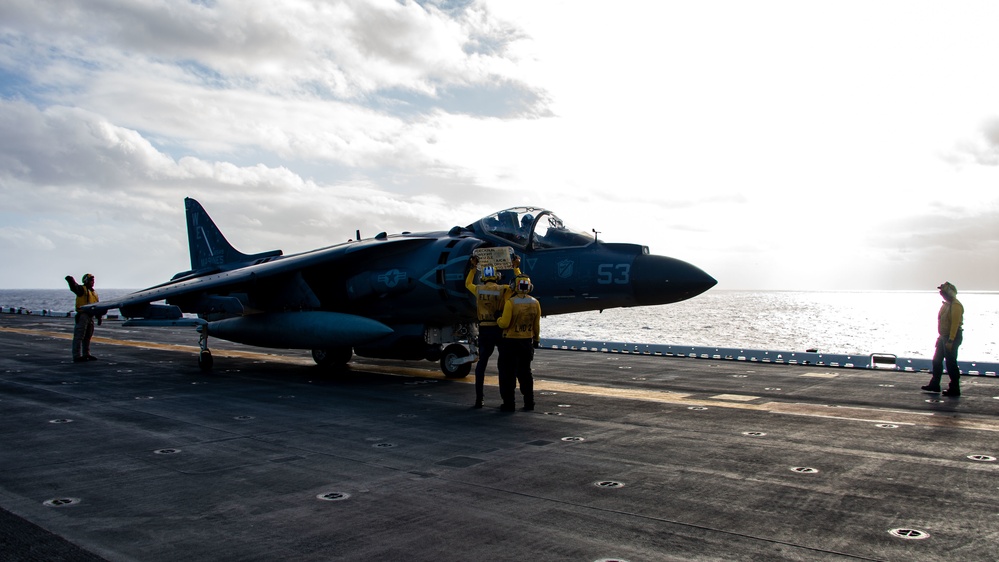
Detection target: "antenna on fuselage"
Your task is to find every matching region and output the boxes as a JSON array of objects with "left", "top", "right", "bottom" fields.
[
  {"left": 355, "top": 229, "right": 361, "bottom": 241},
  {"left": 592, "top": 229, "right": 600, "bottom": 242}
]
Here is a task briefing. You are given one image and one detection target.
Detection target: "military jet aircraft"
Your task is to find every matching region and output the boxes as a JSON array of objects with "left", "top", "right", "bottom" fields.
[{"left": 84, "top": 198, "right": 716, "bottom": 376}]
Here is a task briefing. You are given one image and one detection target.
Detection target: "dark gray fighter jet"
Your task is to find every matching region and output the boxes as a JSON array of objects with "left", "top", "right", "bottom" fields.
[{"left": 85, "top": 198, "right": 716, "bottom": 376}]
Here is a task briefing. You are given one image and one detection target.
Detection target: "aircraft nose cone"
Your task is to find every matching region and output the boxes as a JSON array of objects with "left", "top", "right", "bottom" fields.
[{"left": 631, "top": 254, "right": 717, "bottom": 305}]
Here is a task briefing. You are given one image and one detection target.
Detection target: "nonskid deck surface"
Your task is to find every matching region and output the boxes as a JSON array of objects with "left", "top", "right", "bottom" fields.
[{"left": 1, "top": 314, "right": 998, "bottom": 561}]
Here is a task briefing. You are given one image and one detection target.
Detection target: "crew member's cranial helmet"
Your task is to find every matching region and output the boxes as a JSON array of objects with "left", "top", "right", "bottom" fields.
[
  {"left": 515, "top": 275, "right": 533, "bottom": 294},
  {"left": 482, "top": 265, "right": 498, "bottom": 282}
]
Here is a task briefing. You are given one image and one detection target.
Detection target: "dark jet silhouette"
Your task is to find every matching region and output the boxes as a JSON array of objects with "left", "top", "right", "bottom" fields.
[{"left": 85, "top": 198, "right": 716, "bottom": 376}]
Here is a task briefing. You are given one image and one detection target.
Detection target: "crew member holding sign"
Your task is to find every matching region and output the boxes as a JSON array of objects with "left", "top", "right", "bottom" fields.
[{"left": 465, "top": 248, "right": 519, "bottom": 409}]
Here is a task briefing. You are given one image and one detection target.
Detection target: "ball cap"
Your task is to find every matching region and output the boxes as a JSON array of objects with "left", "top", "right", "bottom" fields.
[{"left": 937, "top": 281, "right": 957, "bottom": 296}]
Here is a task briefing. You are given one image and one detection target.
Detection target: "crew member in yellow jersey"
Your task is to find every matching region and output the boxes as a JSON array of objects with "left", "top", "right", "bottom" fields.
[
  {"left": 496, "top": 274, "right": 541, "bottom": 412},
  {"left": 65, "top": 273, "right": 102, "bottom": 362},
  {"left": 465, "top": 254, "right": 520, "bottom": 408},
  {"left": 922, "top": 281, "right": 964, "bottom": 396}
]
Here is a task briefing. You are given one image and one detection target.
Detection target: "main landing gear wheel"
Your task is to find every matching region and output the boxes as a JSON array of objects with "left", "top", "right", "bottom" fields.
[
  {"left": 312, "top": 347, "right": 352, "bottom": 368},
  {"left": 440, "top": 344, "right": 471, "bottom": 378},
  {"left": 198, "top": 350, "right": 213, "bottom": 371}
]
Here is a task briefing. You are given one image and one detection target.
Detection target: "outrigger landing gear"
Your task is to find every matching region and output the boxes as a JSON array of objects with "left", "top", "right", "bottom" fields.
[{"left": 197, "top": 327, "right": 213, "bottom": 371}]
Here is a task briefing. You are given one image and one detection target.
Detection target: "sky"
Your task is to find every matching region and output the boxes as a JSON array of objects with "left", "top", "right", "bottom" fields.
[{"left": 1, "top": 0, "right": 997, "bottom": 291}]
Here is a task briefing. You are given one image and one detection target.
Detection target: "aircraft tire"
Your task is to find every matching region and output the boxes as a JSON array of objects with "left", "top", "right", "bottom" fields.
[
  {"left": 439, "top": 344, "right": 471, "bottom": 378},
  {"left": 312, "top": 347, "right": 352, "bottom": 367},
  {"left": 198, "top": 350, "right": 213, "bottom": 371}
]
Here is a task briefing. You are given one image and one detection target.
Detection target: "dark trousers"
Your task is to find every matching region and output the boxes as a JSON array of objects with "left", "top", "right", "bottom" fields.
[
  {"left": 474, "top": 325, "right": 501, "bottom": 401},
  {"left": 497, "top": 338, "right": 534, "bottom": 407},
  {"left": 72, "top": 312, "right": 94, "bottom": 359},
  {"left": 928, "top": 330, "right": 962, "bottom": 392}
]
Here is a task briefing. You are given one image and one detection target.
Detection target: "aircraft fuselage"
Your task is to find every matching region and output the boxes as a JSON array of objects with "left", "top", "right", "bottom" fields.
[{"left": 86, "top": 200, "right": 716, "bottom": 375}]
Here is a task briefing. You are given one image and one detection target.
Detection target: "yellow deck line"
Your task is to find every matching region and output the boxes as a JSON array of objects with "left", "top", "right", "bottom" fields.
[
  {"left": 0, "top": 326, "right": 316, "bottom": 364},
  {"left": 6, "top": 326, "right": 999, "bottom": 432}
]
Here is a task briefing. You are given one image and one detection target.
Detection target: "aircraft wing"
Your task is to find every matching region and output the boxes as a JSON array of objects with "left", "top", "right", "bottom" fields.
[{"left": 84, "top": 236, "right": 436, "bottom": 318}]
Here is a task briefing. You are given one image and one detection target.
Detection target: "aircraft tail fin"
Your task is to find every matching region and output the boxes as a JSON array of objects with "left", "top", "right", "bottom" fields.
[{"left": 184, "top": 198, "right": 283, "bottom": 272}]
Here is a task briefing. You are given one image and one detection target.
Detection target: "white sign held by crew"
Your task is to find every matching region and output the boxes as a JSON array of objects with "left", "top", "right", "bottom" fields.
[{"left": 473, "top": 247, "right": 514, "bottom": 270}]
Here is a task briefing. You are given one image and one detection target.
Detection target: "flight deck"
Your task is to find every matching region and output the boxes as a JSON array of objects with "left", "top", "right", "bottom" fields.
[{"left": 2, "top": 314, "right": 998, "bottom": 561}]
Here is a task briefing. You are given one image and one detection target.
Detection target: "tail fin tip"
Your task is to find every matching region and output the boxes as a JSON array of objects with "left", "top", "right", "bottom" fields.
[{"left": 184, "top": 197, "right": 282, "bottom": 272}]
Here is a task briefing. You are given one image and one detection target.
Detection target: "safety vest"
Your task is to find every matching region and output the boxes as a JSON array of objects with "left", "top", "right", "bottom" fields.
[
  {"left": 474, "top": 282, "right": 507, "bottom": 326},
  {"left": 75, "top": 288, "right": 99, "bottom": 311},
  {"left": 498, "top": 295, "right": 541, "bottom": 340},
  {"left": 466, "top": 267, "right": 518, "bottom": 327},
  {"left": 937, "top": 299, "right": 964, "bottom": 340}
]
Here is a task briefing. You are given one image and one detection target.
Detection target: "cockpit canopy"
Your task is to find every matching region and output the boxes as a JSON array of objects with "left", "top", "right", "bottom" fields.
[{"left": 471, "top": 207, "right": 596, "bottom": 249}]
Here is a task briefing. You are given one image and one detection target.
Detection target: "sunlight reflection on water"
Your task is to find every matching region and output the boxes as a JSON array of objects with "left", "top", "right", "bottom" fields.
[{"left": 542, "top": 290, "right": 999, "bottom": 362}]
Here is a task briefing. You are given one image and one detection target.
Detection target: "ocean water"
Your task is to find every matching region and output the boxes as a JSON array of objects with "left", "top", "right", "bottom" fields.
[
  {"left": 542, "top": 290, "right": 999, "bottom": 363},
  {"left": 0, "top": 288, "right": 138, "bottom": 316},
  {"left": 3, "top": 289, "right": 996, "bottom": 363}
]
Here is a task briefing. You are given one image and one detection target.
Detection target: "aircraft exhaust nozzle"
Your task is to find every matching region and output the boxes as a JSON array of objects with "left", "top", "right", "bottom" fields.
[
  {"left": 630, "top": 254, "right": 717, "bottom": 306},
  {"left": 207, "top": 311, "right": 393, "bottom": 349}
]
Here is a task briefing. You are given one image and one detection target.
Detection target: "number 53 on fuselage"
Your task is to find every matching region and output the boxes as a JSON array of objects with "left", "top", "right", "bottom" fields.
[{"left": 85, "top": 198, "right": 716, "bottom": 376}]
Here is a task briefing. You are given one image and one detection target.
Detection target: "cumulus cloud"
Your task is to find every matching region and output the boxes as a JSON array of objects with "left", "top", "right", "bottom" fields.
[
  {"left": 942, "top": 117, "right": 999, "bottom": 168},
  {"left": 0, "top": 0, "right": 546, "bottom": 186},
  {"left": 0, "top": 96, "right": 501, "bottom": 287},
  {"left": 0, "top": 101, "right": 178, "bottom": 188},
  {"left": 978, "top": 117, "right": 999, "bottom": 165},
  {"left": 0, "top": 0, "right": 539, "bottom": 104}
]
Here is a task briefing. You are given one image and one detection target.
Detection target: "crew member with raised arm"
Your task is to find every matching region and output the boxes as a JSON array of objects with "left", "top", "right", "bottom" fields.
[
  {"left": 465, "top": 253, "right": 520, "bottom": 408},
  {"left": 65, "top": 273, "right": 102, "bottom": 362}
]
